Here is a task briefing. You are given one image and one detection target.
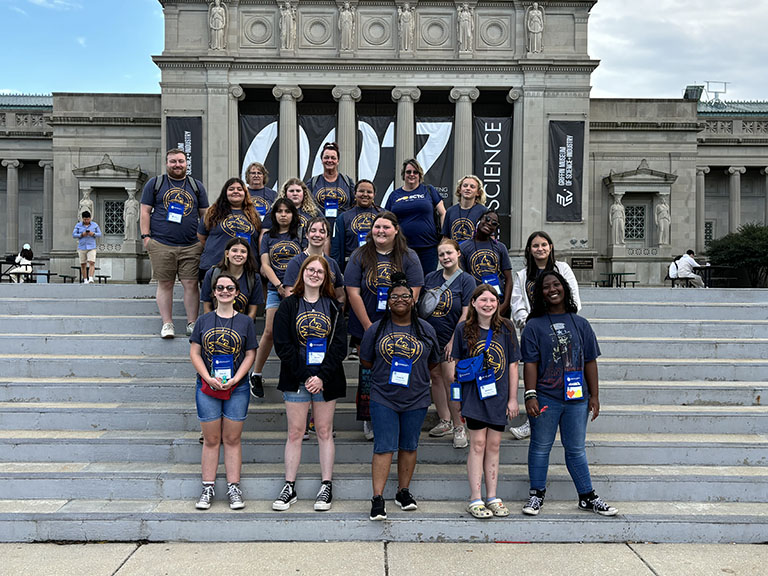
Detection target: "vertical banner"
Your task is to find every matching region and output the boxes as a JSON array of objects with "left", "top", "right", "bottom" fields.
[
  {"left": 546, "top": 120, "right": 584, "bottom": 222},
  {"left": 239, "top": 114, "right": 279, "bottom": 186},
  {"left": 298, "top": 114, "right": 336, "bottom": 182},
  {"left": 472, "top": 116, "right": 512, "bottom": 216},
  {"left": 415, "top": 117, "right": 454, "bottom": 204},
  {"left": 167, "top": 117, "right": 203, "bottom": 181},
  {"left": 357, "top": 115, "right": 396, "bottom": 205}
]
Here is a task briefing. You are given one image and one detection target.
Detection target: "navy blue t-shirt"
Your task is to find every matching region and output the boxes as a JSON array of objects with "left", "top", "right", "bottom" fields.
[
  {"left": 452, "top": 322, "right": 521, "bottom": 427},
  {"left": 140, "top": 175, "right": 209, "bottom": 246},
  {"left": 189, "top": 311, "right": 258, "bottom": 385},
  {"left": 332, "top": 206, "right": 381, "bottom": 265},
  {"left": 343, "top": 249, "right": 424, "bottom": 338},
  {"left": 360, "top": 319, "right": 440, "bottom": 412},
  {"left": 261, "top": 208, "right": 313, "bottom": 231},
  {"left": 197, "top": 210, "right": 260, "bottom": 271},
  {"left": 308, "top": 174, "right": 353, "bottom": 229},
  {"left": 441, "top": 203, "right": 487, "bottom": 243},
  {"left": 296, "top": 296, "right": 334, "bottom": 377},
  {"left": 248, "top": 187, "right": 277, "bottom": 220},
  {"left": 385, "top": 184, "right": 442, "bottom": 248},
  {"left": 422, "top": 270, "right": 476, "bottom": 348},
  {"left": 260, "top": 232, "right": 303, "bottom": 290},
  {"left": 521, "top": 313, "right": 601, "bottom": 401},
  {"left": 459, "top": 238, "right": 512, "bottom": 296},
  {"left": 200, "top": 267, "right": 264, "bottom": 313},
  {"left": 283, "top": 252, "right": 344, "bottom": 289}
]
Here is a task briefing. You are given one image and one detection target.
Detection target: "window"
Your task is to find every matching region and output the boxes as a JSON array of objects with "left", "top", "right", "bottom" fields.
[
  {"left": 625, "top": 205, "right": 645, "bottom": 240},
  {"left": 34, "top": 215, "right": 44, "bottom": 242},
  {"left": 104, "top": 200, "right": 125, "bottom": 235},
  {"left": 704, "top": 221, "right": 714, "bottom": 247}
]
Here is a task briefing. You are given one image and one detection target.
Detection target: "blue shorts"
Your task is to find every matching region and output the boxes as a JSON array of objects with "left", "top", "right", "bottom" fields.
[
  {"left": 370, "top": 400, "right": 427, "bottom": 454},
  {"left": 282, "top": 384, "right": 326, "bottom": 403},
  {"left": 196, "top": 378, "right": 250, "bottom": 422},
  {"left": 266, "top": 288, "right": 282, "bottom": 310}
]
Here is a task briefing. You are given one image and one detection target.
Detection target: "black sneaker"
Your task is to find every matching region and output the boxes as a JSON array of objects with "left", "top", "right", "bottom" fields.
[
  {"left": 195, "top": 484, "right": 215, "bottom": 510},
  {"left": 522, "top": 493, "right": 544, "bottom": 516},
  {"left": 370, "top": 495, "right": 387, "bottom": 520},
  {"left": 314, "top": 481, "right": 333, "bottom": 511},
  {"left": 347, "top": 348, "right": 359, "bottom": 361},
  {"left": 250, "top": 373, "right": 264, "bottom": 398},
  {"left": 578, "top": 495, "right": 618, "bottom": 516},
  {"left": 272, "top": 482, "right": 297, "bottom": 511},
  {"left": 227, "top": 483, "right": 245, "bottom": 510},
  {"left": 395, "top": 487, "right": 418, "bottom": 511}
]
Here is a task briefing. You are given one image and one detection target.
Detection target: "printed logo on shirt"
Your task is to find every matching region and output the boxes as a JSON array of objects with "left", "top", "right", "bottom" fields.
[
  {"left": 270, "top": 240, "right": 301, "bottom": 271},
  {"left": 394, "top": 193, "right": 426, "bottom": 203},
  {"left": 378, "top": 332, "right": 424, "bottom": 365},
  {"left": 252, "top": 196, "right": 271, "bottom": 212},
  {"left": 163, "top": 187, "right": 196, "bottom": 217},
  {"left": 296, "top": 310, "right": 332, "bottom": 345},
  {"left": 470, "top": 338, "right": 506, "bottom": 379},
  {"left": 450, "top": 218, "right": 476, "bottom": 242},
  {"left": 468, "top": 249, "right": 500, "bottom": 282},
  {"left": 221, "top": 214, "right": 255, "bottom": 238},
  {"left": 364, "top": 261, "right": 394, "bottom": 296},
  {"left": 315, "top": 186, "right": 349, "bottom": 209},
  {"left": 351, "top": 212, "right": 375, "bottom": 235},
  {"left": 202, "top": 326, "right": 244, "bottom": 359},
  {"left": 431, "top": 289, "right": 453, "bottom": 318}
]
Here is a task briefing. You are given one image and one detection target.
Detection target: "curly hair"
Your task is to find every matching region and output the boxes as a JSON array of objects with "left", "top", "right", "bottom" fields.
[
  {"left": 373, "top": 271, "right": 426, "bottom": 344},
  {"left": 528, "top": 270, "right": 578, "bottom": 319},
  {"left": 279, "top": 177, "right": 319, "bottom": 216},
  {"left": 204, "top": 177, "right": 261, "bottom": 233}
]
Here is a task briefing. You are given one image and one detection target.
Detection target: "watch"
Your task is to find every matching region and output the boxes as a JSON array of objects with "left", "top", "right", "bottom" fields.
[{"left": 141, "top": 234, "right": 151, "bottom": 239}]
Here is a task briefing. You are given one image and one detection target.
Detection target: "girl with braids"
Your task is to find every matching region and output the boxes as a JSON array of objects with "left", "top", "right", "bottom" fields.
[
  {"left": 200, "top": 237, "right": 263, "bottom": 320},
  {"left": 458, "top": 210, "right": 513, "bottom": 316},
  {"left": 451, "top": 284, "right": 520, "bottom": 519},
  {"left": 197, "top": 177, "right": 261, "bottom": 283},
  {"left": 262, "top": 178, "right": 319, "bottom": 231},
  {"left": 360, "top": 272, "right": 439, "bottom": 521},
  {"left": 520, "top": 270, "right": 617, "bottom": 517}
]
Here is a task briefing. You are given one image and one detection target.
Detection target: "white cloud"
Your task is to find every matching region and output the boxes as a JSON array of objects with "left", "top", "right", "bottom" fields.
[
  {"left": 25, "top": 0, "right": 81, "bottom": 9},
  {"left": 9, "top": 6, "right": 28, "bottom": 15},
  {"left": 76, "top": 36, "right": 86, "bottom": 47}
]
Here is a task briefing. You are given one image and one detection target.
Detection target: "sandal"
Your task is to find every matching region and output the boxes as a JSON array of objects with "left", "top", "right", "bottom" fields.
[
  {"left": 467, "top": 499, "right": 493, "bottom": 519},
  {"left": 486, "top": 498, "right": 510, "bottom": 517}
]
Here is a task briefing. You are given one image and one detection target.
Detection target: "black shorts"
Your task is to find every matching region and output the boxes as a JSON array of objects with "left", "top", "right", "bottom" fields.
[{"left": 465, "top": 416, "right": 506, "bottom": 433}]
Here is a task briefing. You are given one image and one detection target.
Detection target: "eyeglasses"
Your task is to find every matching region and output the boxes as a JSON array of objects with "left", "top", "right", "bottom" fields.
[
  {"left": 305, "top": 269, "right": 324, "bottom": 277},
  {"left": 482, "top": 216, "right": 500, "bottom": 227},
  {"left": 389, "top": 293, "right": 413, "bottom": 301},
  {"left": 214, "top": 285, "right": 236, "bottom": 293},
  {"left": 404, "top": 170, "right": 419, "bottom": 175}
]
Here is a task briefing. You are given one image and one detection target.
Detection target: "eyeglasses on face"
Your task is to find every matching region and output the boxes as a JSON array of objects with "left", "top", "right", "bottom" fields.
[
  {"left": 305, "top": 268, "right": 324, "bottom": 277},
  {"left": 214, "top": 285, "right": 236, "bottom": 293},
  {"left": 404, "top": 170, "right": 419, "bottom": 175},
  {"left": 389, "top": 293, "right": 413, "bottom": 301}
]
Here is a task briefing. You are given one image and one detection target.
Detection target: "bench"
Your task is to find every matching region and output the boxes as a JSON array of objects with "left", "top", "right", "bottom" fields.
[
  {"left": 59, "top": 274, "right": 76, "bottom": 283},
  {"left": 622, "top": 280, "right": 638, "bottom": 288},
  {"left": 94, "top": 274, "right": 110, "bottom": 284}
]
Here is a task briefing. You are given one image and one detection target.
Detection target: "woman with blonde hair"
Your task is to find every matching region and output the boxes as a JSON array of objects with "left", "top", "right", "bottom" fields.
[{"left": 442, "top": 175, "right": 487, "bottom": 243}]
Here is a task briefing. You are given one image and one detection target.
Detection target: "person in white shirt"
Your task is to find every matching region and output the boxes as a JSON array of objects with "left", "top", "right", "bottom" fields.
[{"left": 676, "top": 250, "right": 705, "bottom": 288}]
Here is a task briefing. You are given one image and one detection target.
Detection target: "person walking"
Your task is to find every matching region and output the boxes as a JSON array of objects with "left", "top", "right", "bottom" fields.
[{"left": 72, "top": 210, "right": 101, "bottom": 283}]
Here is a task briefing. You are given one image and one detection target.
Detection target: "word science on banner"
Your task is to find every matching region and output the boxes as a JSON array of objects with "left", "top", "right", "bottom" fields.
[
  {"left": 546, "top": 120, "right": 584, "bottom": 222},
  {"left": 472, "top": 117, "right": 511, "bottom": 216},
  {"left": 167, "top": 117, "right": 203, "bottom": 181}
]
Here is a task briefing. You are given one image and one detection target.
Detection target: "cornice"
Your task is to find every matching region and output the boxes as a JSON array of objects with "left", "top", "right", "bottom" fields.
[
  {"left": 698, "top": 137, "right": 768, "bottom": 145},
  {"left": 47, "top": 116, "right": 161, "bottom": 126},
  {"left": 590, "top": 121, "right": 704, "bottom": 132}
]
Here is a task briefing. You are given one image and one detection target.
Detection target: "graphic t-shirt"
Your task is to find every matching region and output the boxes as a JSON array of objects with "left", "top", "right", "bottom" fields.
[
  {"left": 200, "top": 267, "right": 264, "bottom": 313},
  {"left": 332, "top": 206, "right": 380, "bottom": 265},
  {"left": 140, "top": 175, "right": 209, "bottom": 246},
  {"left": 283, "top": 252, "right": 344, "bottom": 289},
  {"left": 248, "top": 187, "right": 277, "bottom": 219},
  {"left": 189, "top": 311, "right": 258, "bottom": 385},
  {"left": 260, "top": 232, "right": 303, "bottom": 290},
  {"left": 459, "top": 238, "right": 512, "bottom": 296},
  {"left": 296, "top": 296, "right": 334, "bottom": 376},
  {"left": 385, "top": 184, "right": 442, "bottom": 248},
  {"left": 422, "top": 270, "right": 476, "bottom": 348},
  {"left": 441, "top": 203, "right": 487, "bottom": 243},
  {"left": 308, "top": 174, "right": 353, "bottom": 228},
  {"left": 197, "top": 209, "right": 259, "bottom": 271}
]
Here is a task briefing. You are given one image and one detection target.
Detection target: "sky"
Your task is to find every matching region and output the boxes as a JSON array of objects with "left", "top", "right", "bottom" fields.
[{"left": 1, "top": 0, "right": 766, "bottom": 102}]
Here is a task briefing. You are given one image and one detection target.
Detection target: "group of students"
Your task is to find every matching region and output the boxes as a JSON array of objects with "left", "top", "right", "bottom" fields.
[{"left": 184, "top": 145, "right": 617, "bottom": 520}]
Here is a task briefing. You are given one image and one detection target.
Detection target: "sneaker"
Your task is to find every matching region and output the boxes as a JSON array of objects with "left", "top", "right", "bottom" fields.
[
  {"left": 578, "top": 495, "right": 618, "bottom": 516},
  {"left": 88, "top": 276, "right": 95, "bottom": 284},
  {"left": 195, "top": 484, "right": 215, "bottom": 510},
  {"left": 250, "top": 373, "right": 264, "bottom": 398},
  {"left": 395, "top": 487, "right": 418, "bottom": 511},
  {"left": 428, "top": 418, "right": 454, "bottom": 437},
  {"left": 369, "top": 495, "right": 387, "bottom": 520},
  {"left": 272, "top": 482, "right": 297, "bottom": 511},
  {"left": 363, "top": 420, "right": 374, "bottom": 441},
  {"left": 522, "top": 492, "right": 544, "bottom": 516},
  {"left": 227, "top": 483, "right": 245, "bottom": 510},
  {"left": 82, "top": 278, "right": 89, "bottom": 284},
  {"left": 314, "top": 481, "right": 333, "bottom": 511},
  {"left": 509, "top": 420, "right": 531, "bottom": 439},
  {"left": 186, "top": 321, "right": 195, "bottom": 336},
  {"left": 160, "top": 322, "right": 175, "bottom": 339},
  {"left": 347, "top": 348, "right": 359, "bottom": 361},
  {"left": 453, "top": 425, "right": 468, "bottom": 448}
]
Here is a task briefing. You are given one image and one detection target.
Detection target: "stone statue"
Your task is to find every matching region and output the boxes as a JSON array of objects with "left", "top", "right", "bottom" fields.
[
  {"left": 280, "top": 1, "right": 297, "bottom": 50},
  {"left": 339, "top": 2, "right": 355, "bottom": 51},
  {"left": 398, "top": 3, "right": 415, "bottom": 53},
  {"left": 123, "top": 190, "right": 139, "bottom": 241},
  {"left": 655, "top": 196, "right": 671, "bottom": 245},
  {"left": 79, "top": 188, "right": 94, "bottom": 219},
  {"left": 526, "top": 1, "right": 545, "bottom": 54},
  {"left": 610, "top": 197, "right": 625, "bottom": 245},
  {"left": 457, "top": 4, "right": 473, "bottom": 52},
  {"left": 208, "top": 0, "right": 227, "bottom": 50}
]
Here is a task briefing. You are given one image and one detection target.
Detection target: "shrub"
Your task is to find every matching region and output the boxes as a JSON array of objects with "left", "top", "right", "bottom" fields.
[{"left": 705, "top": 223, "right": 768, "bottom": 287}]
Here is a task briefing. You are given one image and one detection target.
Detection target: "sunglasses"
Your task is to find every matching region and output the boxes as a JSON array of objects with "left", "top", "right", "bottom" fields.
[
  {"left": 404, "top": 170, "right": 419, "bottom": 175},
  {"left": 482, "top": 216, "right": 500, "bottom": 227},
  {"left": 214, "top": 285, "right": 236, "bottom": 293}
]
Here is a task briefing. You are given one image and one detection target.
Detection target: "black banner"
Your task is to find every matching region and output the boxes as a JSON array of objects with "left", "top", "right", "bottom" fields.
[
  {"left": 239, "top": 114, "right": 279, "bottom": 187},
  {"left": 357, "top": 114, "right": 396, "bottom": 205},
  {"left": 167, "top": 117, "right": 203, "bottom": 181},
  {"left": 415, "top": 117, "right": 454, "bottom": 204},
  {"left": 298, "top": 114, "right": 336, "bottom": 182},
  {"left": 546, "top": 120, "right": 584, "bottom": 222},
  {"left": 473, "top": 116, "right": 512, "bottom": 216}
]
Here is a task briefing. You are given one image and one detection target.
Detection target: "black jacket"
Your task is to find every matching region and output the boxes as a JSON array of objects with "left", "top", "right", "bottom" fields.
[{"left": 273, "top": 294, "right": 347, "bottom": 401}]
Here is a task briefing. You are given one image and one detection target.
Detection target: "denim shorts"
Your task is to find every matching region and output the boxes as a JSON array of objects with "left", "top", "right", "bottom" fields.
[
  {"left": 266, "top": 288, "right": 282, "bottom": 310},
  {"left": 195, "top": 378, "right": 251, "bottom": 422},
  {"left": 282, "top": 384, "right": 326, "bottom": 403},
  {"left": 370, "top": 400, "right": 427, "bottom": 454}
]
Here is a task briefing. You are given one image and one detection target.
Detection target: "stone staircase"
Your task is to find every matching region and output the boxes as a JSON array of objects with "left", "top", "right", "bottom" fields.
[{"left": 0, "top": 284, "right": 766, "bottom": 543}]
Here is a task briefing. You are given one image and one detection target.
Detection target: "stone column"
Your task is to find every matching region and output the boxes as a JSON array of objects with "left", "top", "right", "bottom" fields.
[
  {"left": 2, "top": 159, "right": 22, "bottom": 253},
  {"left": 391, "top": 87, "right": 421, "bottom": 187},
  {"left": 727, "top": 166, "right": 746, "bottom": 233},
  {"left": 229, "top": 85, "right": 246, "bottom": 177},
  {"left": 449, "top": 87, "right": 479, "bottom": 186},
  {"left": 695, "top": 166, "right": 709, "bottom": 254},
  {"left": 508, "top": 89, "right": 523, "bottom": 249},
  {"left": 332, "top": 86, "right": 362, "bottom": 180},
  {"left": 39, "top": 160, "right": 54, "bottom": 255},
  {"left": 762, "top": 167, "right": 768, "bottom": 226},
  {"left": 273, "top": 85, "right": 303, "bottom": 182}
]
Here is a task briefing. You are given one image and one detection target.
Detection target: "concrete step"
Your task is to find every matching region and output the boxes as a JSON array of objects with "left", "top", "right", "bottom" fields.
[
  {"left": 2, "top": 461, "right": 765, "bottom": 502},
  {"left": 579, "top": 287, "right": 768, "bottom": 304},
  {"left": 581, "top": 302, "right": 768, "bottom": 321},
  {"left": 576, "top": 337, "right": 768, "bottom": 360},
  {"left": 0, "top": 315, "right": 215, "bottom": 335},
  {"left": 590, "top": 318, "right": 768, "bottom": 339},
  {"left": 0, "top": 298, "right": 185, "bottom": 316},
  {"left": 1, "top": 430, "right": 764, "bottom": 467},
  {"left": 0, "top": 284, "right": 175, "bottom": 299},
  {"left": 2, "top": 499, "right": 766, "bottom": 543}
]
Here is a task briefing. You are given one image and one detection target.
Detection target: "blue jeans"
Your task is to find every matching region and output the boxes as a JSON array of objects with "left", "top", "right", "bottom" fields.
[
  {"left": 370, "top": 400, "right": 427, "bottom": 454},
  {"left": 528, "top": 394, "right": 593, "bottom": 495}
]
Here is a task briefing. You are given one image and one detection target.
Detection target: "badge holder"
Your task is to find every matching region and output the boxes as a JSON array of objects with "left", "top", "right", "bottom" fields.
[
  {"left": 236, "top": 231, "right": 251, "bottom": 241},
  {"left": 167, "top": 202, "right": 184, "bottom": 224},
  {"left": 450, "top": 381, "right": 462, "bottom": 402},
  {"left": 476, "top": 368, "right": 498, "bottom": 400},
  {"left": 325, "top": 198, "right": 339, "bottom": 219},
  {"left": 481, "top": 274, "right": 502, "bottom": 295},
  {"left": 564, "top": 370, "right": 584, "bottom": 400},
  {"left": 357, "top": 231, "right": 368, "bottom": 247},
  {"left": 389, "top": 356, "right": 412, "bottom": 387},
  {"left": 256, "top": 206, "right": 267, "bottom": 219},
  {"left": 377, "top": 286, "right": 388, "bottom": 311},
  {"left": 306, "top": 338, "right": 327, "bottom": 366}
]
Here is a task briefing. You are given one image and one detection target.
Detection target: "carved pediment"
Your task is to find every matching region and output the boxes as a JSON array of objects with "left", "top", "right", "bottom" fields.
[{"left": 603, "top": 159, "right": 678, "bottom": 188}]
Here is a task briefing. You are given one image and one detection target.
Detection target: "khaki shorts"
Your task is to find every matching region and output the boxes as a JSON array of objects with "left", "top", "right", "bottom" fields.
[
  {"left": 78, "top": 249, "right": 97, "bottom": 264},
  {"left": 147, "top": 238, "right": 202, "bottom": 282}
]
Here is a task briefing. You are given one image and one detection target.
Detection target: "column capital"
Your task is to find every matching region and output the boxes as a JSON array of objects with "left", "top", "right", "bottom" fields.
[
  {"left": 449, "top": 87, "right": 479, "bottom": 103},
  {"left": 2, "top": 159, "right": 21, "bottom": 169},
  {"left": 39, "top": 160, "right": 54, "bottom": 169},
  {"left": 760, "top": 167, "right": 768, "bottom": 176},
  {"left": 229, "top": 84, "right": 246, "bottom": 101},
  {"left": 332, "top": 85, "right": 362, "bottom": 102},
  {"left": 727, "top": 166, "right": 746, "bottom": 175},
  {"left": 391, "top": 87, "right": 421, "bottom": 103},
  {"left": 272, "top": 85, "right": 303, "bottom": 101},
  {"left": 507, "top": 88, "right": 522, "bottom": 102},
  {"left": 696, "top": 166, "right": 710, "bottom": 175}
]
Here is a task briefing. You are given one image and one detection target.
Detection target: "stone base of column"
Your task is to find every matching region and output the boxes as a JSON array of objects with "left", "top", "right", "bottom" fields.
[{"left": 608, "top": 245, "right": 627, "bottom": 258}]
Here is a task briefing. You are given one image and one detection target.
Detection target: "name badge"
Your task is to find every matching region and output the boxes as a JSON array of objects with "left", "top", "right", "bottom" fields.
[
  {"left": 306, "top": 338, "right": 327, "bottom": 366},
  {"left": 476, "top": 368, "right": 498, "bottom": 400},
  {"left": 235, "top": 232, "right": 251, "bottom": 241},
  {"left": 377, "top": 287, "right": 389, "bottom": 311},
  {"left": 325, "top": 198, "right": 339, "bottom": 218},
  {"left": 389, "top": 355, "right": 412, "bottom": 387},
  {"left": 481, "top": 274, "right": 502, "bottom": 295},
  {"left": 211, "top": 354, "right": 234, "bottom": 382},
  {"left": 565, "top": 370, "right": 584, "bottom": 400},
  {"left": 450, "top": 381, "right": 462, "bottom": 402},
  {"left": 357, "top": 231, "right": 368, "bottom": 247},
  {"left": 255, "top": 205, "right": 267, "bottom": 218},
  {"left": 167, "top": 202, "right": 184, "bottom": 224}
]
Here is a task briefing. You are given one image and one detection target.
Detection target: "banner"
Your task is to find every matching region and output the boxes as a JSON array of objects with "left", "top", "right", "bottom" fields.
[
  {"left": 546, "top": 120, "right": 584, "bottom": 222},
  {"left": 415, "top": 117, "right": 454, "bottom": 204},
  {"left": 298, "top": 114, "right": 336, "bottom": 182},
  {"left": 357, "top": 114, "right": 396, "bottom": 205},
  {"left": 239, "top": 114, "right": 279, "bottom": 187},
  {"left": 167, "top": 117, "right": 203, "bottom": 181},
  {"left": 472, "top": 116, "right": 512, "bottom": 216}
]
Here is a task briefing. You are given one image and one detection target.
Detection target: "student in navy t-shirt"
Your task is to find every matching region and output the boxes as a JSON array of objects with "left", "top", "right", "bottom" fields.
[
  {"left": 442, "top": 175, "right": 487, "bottom": 243},
  {"left": 385, "top": 159, "right": 446, "bottom": 274},
  {"left": 520, "top": 270, "right": 618, "bottom": 518},
  {"left": 261, "top": 178, "right": 319, "bottom": 231},
  {"left": 284, "top": 216, "right": 345, "bottom": 304},
  {"left": 305, "top": 142, "right": 354, "bottom": 232},
  {"left": 245, "top": 161, "right": 277, "bottom": 220},
  {"left": 451, "top": 284, "right": 520, "bottom": 519},
  {"left": 201, "top": 237, "right": 263, "bottom": 320},
  {"left": 332, "top": 179, "right": 381, "bottom": 271}
]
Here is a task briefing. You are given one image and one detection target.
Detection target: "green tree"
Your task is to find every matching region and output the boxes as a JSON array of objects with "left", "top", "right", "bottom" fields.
[{"left": 706, "top": 223, "right": 768, "bottom": 287}]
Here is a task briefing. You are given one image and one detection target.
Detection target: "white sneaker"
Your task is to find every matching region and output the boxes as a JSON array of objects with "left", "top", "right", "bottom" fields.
[
  {"left": 429, "top": 419, "right": 454, "bottom": 437},
  {"left": 453, "top": 425, "right": 468, "bottom": 448},
  {"left": 186, "top": 321, "right": 195, "bottom": 336},
  {"left": 509, "top": 420, "right": 531, "bottom": 439},
  {"left": 160, "top": 322, "right": 175, "bottom": 338},
  {"left": 88, "top": 276, "right": 95, "bottom": 284},
  {"left": 82, "top": 278, "right": 90, "bottom": 284},
  {"left": 363, "top": 420, "right": 374, "bottom": 441}
]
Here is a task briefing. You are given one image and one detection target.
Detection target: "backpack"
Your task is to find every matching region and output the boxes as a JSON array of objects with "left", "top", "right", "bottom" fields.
[
  {"left": 153, "top": 174, "right": 201, "bottom": 200},
  {"left": 307, "top": 173, "right": 355, "bottom": 196}
]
